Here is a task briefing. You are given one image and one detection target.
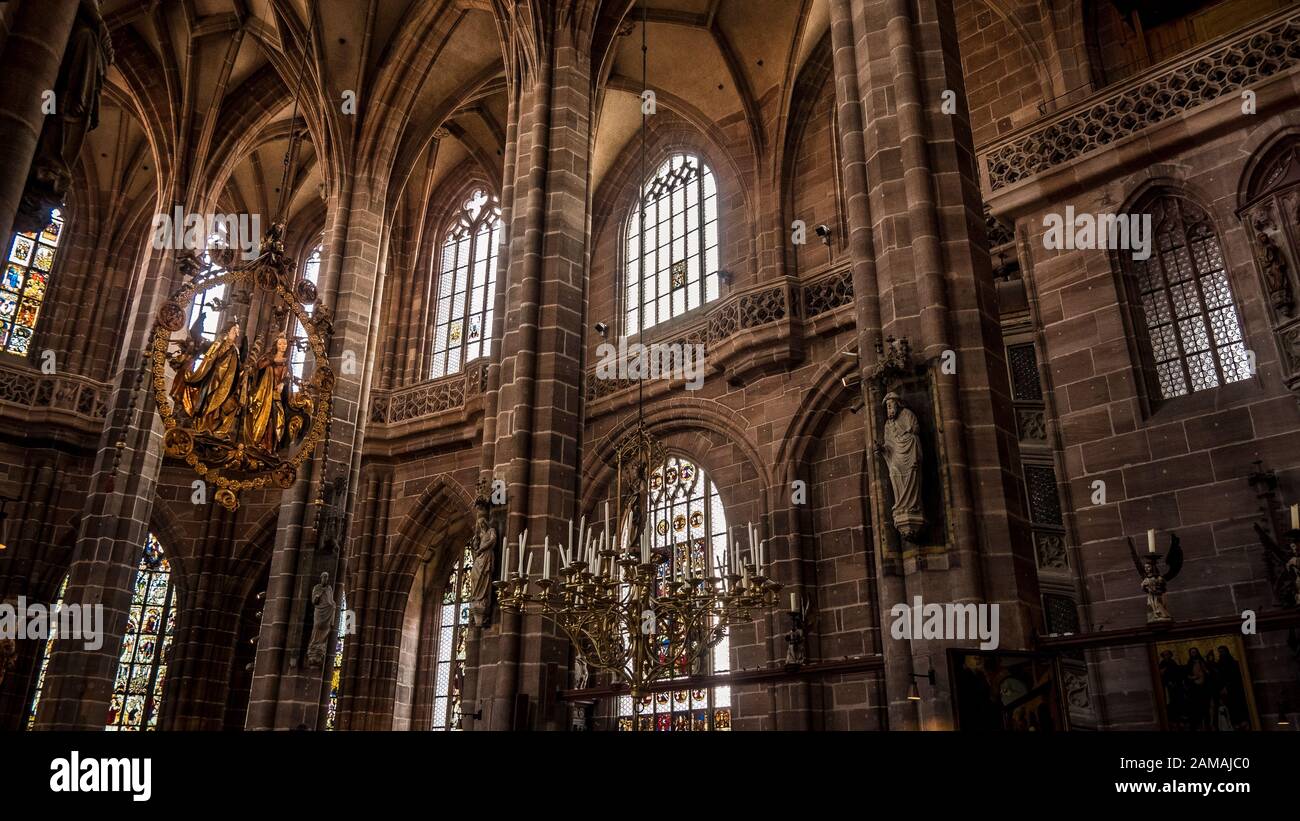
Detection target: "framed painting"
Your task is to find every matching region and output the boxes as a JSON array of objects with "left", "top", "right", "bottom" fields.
[{"left": 1150, "top": 634, "right": 1259, "bottom": 731}]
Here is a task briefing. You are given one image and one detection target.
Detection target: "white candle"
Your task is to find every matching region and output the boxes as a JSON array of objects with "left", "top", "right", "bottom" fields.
[
  {"left": 567, "top": 519, "right": 573, "bottom": 562},
  {"left": 544, "top": 545, "right": 551, "bottom": 580},
  {"left": 604, "top": 501, "right": 610, "bottom": 550},
  {"left": 1147, "top": 529, "right": 1157, "bottom": 554},
  {"left": 1292, "top": 503, "right": 1299, "bottom": 531},
  {"left": 501, "top": 546, "right": 509, "bottom": 580},
  {"left": 790, "top": 592, "right": 798, "bottom": 611}
]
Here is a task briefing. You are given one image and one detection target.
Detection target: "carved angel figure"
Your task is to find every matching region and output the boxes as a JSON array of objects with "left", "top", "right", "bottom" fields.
[
  {"left": 1253, "top": 523, "right": 1300, "bottom": 608},
  {"left": 177, "top": 322, "right": 244, "bottom": 440},
  {"left": 1127, "top": 533, "right": 1183, "bottom": 623}
]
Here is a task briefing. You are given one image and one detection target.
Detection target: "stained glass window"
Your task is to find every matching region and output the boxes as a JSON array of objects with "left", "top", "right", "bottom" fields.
[
  {"left": 291, "top": 243, "right": 322, "bottom": 384},
  {"left": 106, "top": 533, "right": 176, "bottom": 731},
  {"left": 616, "top": 455, "right": 732, "bottom": 731},
  {"left": 25, "top": 574, "right": 69, "bottom": 729},
  {"left": 432, "top": 544, "right": 473, "bottom": 730},
  {"left": 431, "top": 189, "right": 501, "bottom": 379},
  {"left": 625, "top": 154, "right": 720, "bottom": 335},
  {"left": 325, "top": 592, "right": 347, "bottom": 731},
  {"left": 2, "top": 208, "right": 63, "bottom": 356},
  {"left": 1126, "top": 194, "right": 1250, "bottom": 400}
]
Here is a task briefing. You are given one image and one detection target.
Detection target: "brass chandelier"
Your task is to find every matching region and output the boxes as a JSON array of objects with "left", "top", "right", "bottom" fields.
[{"left": 493, "top": 480, "right": 782, "bottom": 698}]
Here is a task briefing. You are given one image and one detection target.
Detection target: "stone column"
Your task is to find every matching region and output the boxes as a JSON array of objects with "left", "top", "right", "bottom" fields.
[
  {"left": 0, "top": 0, "right": 81, "bottom": 247},
  {"left": 845, "top": 0, "right": 1038, "bottom": 728},
  {"left": 478, "top": 10, "right": 596, "bottom": 731},
  {"left": 828, "top": 0, "right": 916, "bottom": 730},
  {"left": 29, "top": 232, "right": 175, "bottom": 730},
  {"left": 245, "top": 179, "right": 389, "bottom": 730}
]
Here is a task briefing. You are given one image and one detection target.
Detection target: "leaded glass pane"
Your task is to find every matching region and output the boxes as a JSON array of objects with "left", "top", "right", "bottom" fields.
[
  {"left": 2, "top": 209, "right": 63, "bottom": 356},
  {"left": 104, "top": 534, "right": 176, "bottom": 731},
  {"left": 1126, "top": 195, "right": 1249, "bottom": 400},
  {"left": 615, "top": 455, "right": 732, "bottom": 730},
  {"left": 625, "top": 155, "right": 720, "bottom": 334},
  {"left": 432, "top": 189, "right": 501, "bottom": 378}
]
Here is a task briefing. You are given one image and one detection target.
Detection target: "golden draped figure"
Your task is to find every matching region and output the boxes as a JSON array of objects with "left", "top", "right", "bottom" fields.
[
  {"left": 172, "top": 322, "right": 243, "bottom": 440},
  {"left": 241, "top": 332, "right": 311, "bottom": 453}
]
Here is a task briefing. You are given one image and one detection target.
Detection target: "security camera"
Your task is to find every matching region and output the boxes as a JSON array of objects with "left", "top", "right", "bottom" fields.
[
  {"left": 594, "top": 322, "right": 608, "bottom": 337},
  {"left": 815, "top": 224, "right": 832, "bottom": 245}
]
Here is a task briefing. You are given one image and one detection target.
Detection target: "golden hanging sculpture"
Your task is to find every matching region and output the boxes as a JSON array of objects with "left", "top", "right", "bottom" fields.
[{"left": 150, "top": 224, "right": 335, "bottom": 511}]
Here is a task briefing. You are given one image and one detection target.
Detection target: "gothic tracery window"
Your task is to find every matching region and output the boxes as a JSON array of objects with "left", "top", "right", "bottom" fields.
[
  {"left": 431, "top": 545, "right": 472, "bottom": 730},
  {"left": 430, "top": 189, "right": 501, "bottom": 379},
  {"left": 106, "top": 533, "right": 177, "bottom": 731},
  {"left": 1125, "top": 194, "right": 1251, "bottom": 400},
  {"left": 2, "top": 208, "right": 63, "bottom": 356},
  {"left": 615, "top": 455, "right": 732, "bottom": 731},
  {"left": 625, "top": 154, "right": 720, "bottom": 335},
  {"left": 291, "top": 243, "right": 323, "bottom": 384},
  {"left": 25, "top": 573, "right": 69, "bottom": 729}
]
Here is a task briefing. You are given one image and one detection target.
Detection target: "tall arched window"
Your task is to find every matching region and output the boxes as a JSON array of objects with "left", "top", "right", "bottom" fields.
[
  {"left": 625, "top": 154, "right": 720, "bottom": 335},
  {"left": 325, "top": 591, "right": 347, "bottom": 730},
  {"left": 1125, "top": 194, "right": 1250, "bottom": 400},
  {"left": 25, "top": 573, "right": 69, "bottom": 729},
  {"left": 616, "top": 455, "right": 732, "bottom": 731},
  {"left": 2, "top": 207, "right": 64, "bottom": 356},
  {"left": 291, "top": 243, "right": 323, "bottom": 383},
  {"left": 186, "top": 232, "right": 230, "bottom": 354},
  {"left": 431, "top": 544, "right": 473, "bottom": 730},
  {"left": 106, "top": 533, "right": 177, "bottom": 731},
  {"left": 431, "top": 189, "right": 501, "bottom": 379}
]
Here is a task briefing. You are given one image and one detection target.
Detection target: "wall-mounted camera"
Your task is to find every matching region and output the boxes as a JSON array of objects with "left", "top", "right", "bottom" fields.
[
  {"left": 815, "top": 224, "right": 832, "bottom": 246},
  {"left": 594, "top": 322, "right": 609, "bottom": 338}
]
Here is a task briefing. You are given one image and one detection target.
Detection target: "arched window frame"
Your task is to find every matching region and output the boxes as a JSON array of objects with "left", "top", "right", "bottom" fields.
[
  {"left": 429, "top": 544, "right": 473, "bottom": 730},
  {"left": 25, "top": 573, "right": 69, "bottom": 729},
  {"left": 429, "top": 187, "right": 502, "bottom": 379},
  {"left": 291, "top": 242, "right": 323, "bottom": 385},
  {"left": 623, "top": 152, "right": 721, "bottom": 337},
  {"left": 2, "top": 207, "right": 65, "bottom": 357},
  {"left": 105, "top": 533, "right": 178, "bottom": 731},
  {"left": 612, "top": 453, "right": 733, "bottom": 732},
  {"left": 1117, "top": 190, "right": 1251, "bottom": 404}
]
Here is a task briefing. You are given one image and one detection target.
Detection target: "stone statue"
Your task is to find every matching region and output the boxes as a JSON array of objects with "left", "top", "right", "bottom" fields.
[
  {"left": 1254, "top": 523, "right": 1300, "bottom": 608},
  {"left": 468, "top": 497, "right": 498, "bottom": 627},
  {"left": 784, "top": 613, "right": 807, "bottom": 667},
  {"left": 306, "top": 572, "right": 336, "bottom": 667},
  {"left": 16, "top": 0, "right": 115, "bottom": 233},
  {"left": 874, "top": 392, "right": 925, "bottom": 540},
  {"left": 1127, "top": 534, "right": 1183, "bottom": 623},
  {"left": 1254, "top": 230, "right": 1293, "bottom": 316},
  {"left": 573, "top": 654, "right": 589, "bottom": 690},
  {"left": 316, "top": 476, "right": 348, "bottom": 554}
]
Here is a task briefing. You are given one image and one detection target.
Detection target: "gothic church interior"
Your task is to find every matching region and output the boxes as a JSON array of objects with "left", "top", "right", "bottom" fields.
[{"left": 1, "top": 0, "right": 1300, "bottom": 736}]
